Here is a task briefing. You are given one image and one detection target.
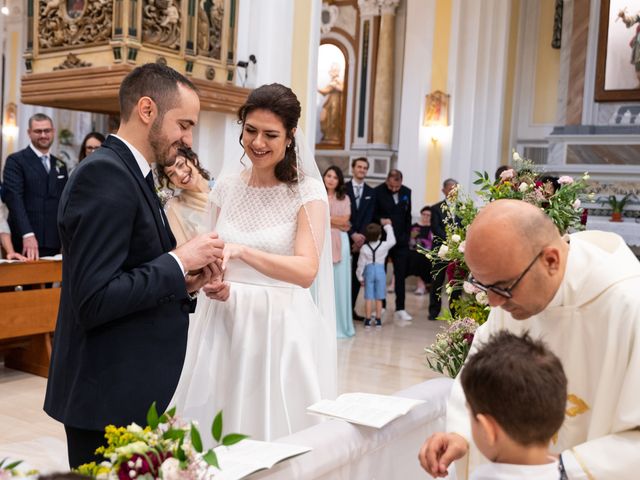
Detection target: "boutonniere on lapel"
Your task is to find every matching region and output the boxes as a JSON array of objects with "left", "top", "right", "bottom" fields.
[
  {"left": 55, "top": 159, "right": 66, "bottom": 173},
  {"left": 156, "top": 187, "right": 174, "bottom": 208},
  {"left": 400, "top": 194, "right": 409, "bottom": 203}
]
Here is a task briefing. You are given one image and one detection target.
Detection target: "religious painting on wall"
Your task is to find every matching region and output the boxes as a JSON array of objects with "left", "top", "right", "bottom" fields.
[
  {"left": 595, "top": 0, "right": 640, "bottom": 101},
  {"left": 316, "top": 42, "right": 347, "bottom": 149}
]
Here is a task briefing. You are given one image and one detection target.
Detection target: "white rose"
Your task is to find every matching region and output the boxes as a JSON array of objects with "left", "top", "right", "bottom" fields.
[
  {"left": 437, "top": 245, "right": 449, "bottom": 258},
  {"left": 160, "top": 458, "right": 183, "bottom": 480},
  {"left": 512, "top": 150, "right": 522, "bottom": 162},
  {"left": 518, "top": 182, "right": 529, "bottom": 193},
  {"left": 475, "top": 291, "right": 489, "bottom": 305},
  {"left": 573, "top": 199, "right": 581, "bottom": 209},
  {"left": 451, "top": 234, "right": 461, "bottom": 243}
]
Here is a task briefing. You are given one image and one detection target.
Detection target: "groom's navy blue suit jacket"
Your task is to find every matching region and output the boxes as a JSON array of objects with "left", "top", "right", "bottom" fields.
[{"left": 44, "top": 136, "right": 193, "bottom": 430}]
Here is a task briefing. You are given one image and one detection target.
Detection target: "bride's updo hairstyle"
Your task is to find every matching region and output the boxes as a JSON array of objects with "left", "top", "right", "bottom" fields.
[{"left": 237, "top": 83, "right": 301, "bottom": 186}]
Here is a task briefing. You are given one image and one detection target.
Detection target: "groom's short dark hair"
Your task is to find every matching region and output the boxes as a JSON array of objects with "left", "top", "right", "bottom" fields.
[
  {"left": 119, "top": 63, "right": 198, "bottom": 122},
  {"left": 461, "top": 331, "right": 567, "bottom": 446}
]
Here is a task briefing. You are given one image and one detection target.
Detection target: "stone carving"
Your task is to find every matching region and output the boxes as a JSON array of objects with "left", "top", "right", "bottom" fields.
[
  {"left": 38, "top": 0, "right": 112, "bottom": 50},
  {"left": 321, "top": 3, "right": 339, "bottom": 34},
  {"left": 53, "top": 52, "right": 92, "bottom": 69},
  {"left": 197, "top": 0, "right": 224, "bottom": 59},
  {"left": 142, "top": 0, "right": 182, "bottom": 51}
]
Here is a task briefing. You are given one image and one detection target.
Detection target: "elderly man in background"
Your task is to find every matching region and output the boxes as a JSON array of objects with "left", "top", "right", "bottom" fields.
[{"left": 419, "top": 199, "right": 640, "bottom": 479}]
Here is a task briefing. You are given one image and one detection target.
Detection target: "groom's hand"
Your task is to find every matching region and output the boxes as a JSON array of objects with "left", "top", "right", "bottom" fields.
[
  {"left": 173, "top": 232, "right": 224, "bottom": 272},
  {"left": 185, "top": 264, "right": 215, "bottom": 293}
]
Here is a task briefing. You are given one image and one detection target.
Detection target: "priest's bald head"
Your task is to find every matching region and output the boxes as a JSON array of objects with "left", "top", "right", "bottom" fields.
[{"left": 465, "top": 200, "right": 570, "bottom": 320}]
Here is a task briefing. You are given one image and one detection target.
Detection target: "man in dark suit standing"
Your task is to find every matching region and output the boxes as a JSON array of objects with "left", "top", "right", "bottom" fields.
[
  {"left": 374, "top": 169, "right": 413, "bottom": 322},
  {"left": 429, "top": 178, "right": 458, "bottom": 320},
  {"left": 2, "top": 113, "right": 68, "bottom": 260},
  {"left": 345, "top": 157, "right": 375, "bottom": 320},
  {"left": 44, "top": 64, "right": 228, "bottom": 468}
]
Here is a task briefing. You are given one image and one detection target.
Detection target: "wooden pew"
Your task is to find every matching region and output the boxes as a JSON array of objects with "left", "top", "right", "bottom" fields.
[{"left": 0, "top": 260, "right": 62, "bottom": 377}]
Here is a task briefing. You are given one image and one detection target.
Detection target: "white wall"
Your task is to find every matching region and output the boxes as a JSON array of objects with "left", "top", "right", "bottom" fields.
[{"left": 396, "top": 0, "right": 435, "bottom": 213}]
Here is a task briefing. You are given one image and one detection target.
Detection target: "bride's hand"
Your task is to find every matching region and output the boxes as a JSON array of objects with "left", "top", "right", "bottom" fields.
[
  {"left": 203, "top": 277, "right": 230, "bottom": 302},
  {"left": 222, "top": 243, "right": 246, "bottom": 271}
]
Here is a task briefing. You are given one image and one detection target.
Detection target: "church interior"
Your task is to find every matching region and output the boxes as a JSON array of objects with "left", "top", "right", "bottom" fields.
[{"left": 1, "top": 0, "right": 639, "bottom": 478}]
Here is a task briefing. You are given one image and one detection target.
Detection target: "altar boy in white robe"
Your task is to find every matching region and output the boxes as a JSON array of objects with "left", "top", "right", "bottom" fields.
[{"left": 419, "top": 199, "right": 640, "bottom": 480}]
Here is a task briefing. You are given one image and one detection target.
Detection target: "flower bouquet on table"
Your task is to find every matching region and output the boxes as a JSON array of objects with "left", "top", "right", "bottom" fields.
[
  {"left": 76, "top": 403, "right": 247, "bottom": 479},
  {"left": 420, "top": 152, "right": 591, "bottom": 378}
]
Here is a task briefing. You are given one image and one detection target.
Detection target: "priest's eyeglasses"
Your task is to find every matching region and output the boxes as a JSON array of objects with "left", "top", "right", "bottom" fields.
[{"left": 467, "top": 250, "right": 543, "bottom": 299}]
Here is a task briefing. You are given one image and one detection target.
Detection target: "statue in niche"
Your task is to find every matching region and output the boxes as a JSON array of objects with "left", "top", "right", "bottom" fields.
[
  {"left": 197, "top": 0, "right": 223, "bottom": 58},
  {"left": 143, "top": 0, "right": 181, "bottom": 50},
  {"left": 318, "top": 63, "right": 344, "bottom": 144},
  {"left": 618, "top": 8, "right": 640, "bottom": 87}
]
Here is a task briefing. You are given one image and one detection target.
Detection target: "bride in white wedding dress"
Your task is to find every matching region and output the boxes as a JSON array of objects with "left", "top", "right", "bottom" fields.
[{"left": 171, "top": 83, "right": 337, "bottom": 445}]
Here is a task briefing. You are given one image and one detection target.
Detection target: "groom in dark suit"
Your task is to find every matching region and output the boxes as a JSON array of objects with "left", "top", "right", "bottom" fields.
[
  {"left": 345, "top": 157, "right": 375, "bottom": 320},
  {"left": 44, "top": 64, "right": 228, "bottom": 468},
  {"left": 2, "top": 113, "right": 68, "bottom": 259}
]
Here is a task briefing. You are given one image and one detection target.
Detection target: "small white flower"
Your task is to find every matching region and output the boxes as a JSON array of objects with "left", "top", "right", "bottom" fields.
[
  {"left": 129, "top": 471, "right": 136, "bottom": 478},
  {"left": 588, "top": 193, "right": 595, "bottom": 200},
  {"left": 127, "top": 423, "right": 143, "bottom": 433},
  {"left": 437, "top": 245, "right": 449, "bottom": 258},
  {"left": 135, "top": 458, "right": 143, "bottom": 469},
  {"left": 463, "top": 281, "right": 479, "bottom": 294},
  {"left": 127, "top": 461, "right": 135, "bottom": 468},
  {"left": 518, "top": 182, "right": 529, "bottom": 193},
  {"left": 558, "top": 176, "right": 574, "bottom": 185},
  {"left": 583, "top": 172, "right": 590, "bottom": 180},
  {"left": 512, "top": 150, "right": 522, "bottom": 162},
  {"left": 451, "top": 234, "right": 461, "bottom": 243},
  {"left": 458, "top": 241, "right": 466, "bottom": 253},
  {"left": 573, "top": 199, "right": 581, "bottom": 209},
  {"left": 446, "top": 285, "right": 453, "bottom": 295},
  {"left": 475, "top": 291, "right": 489, "bottom": 305}
]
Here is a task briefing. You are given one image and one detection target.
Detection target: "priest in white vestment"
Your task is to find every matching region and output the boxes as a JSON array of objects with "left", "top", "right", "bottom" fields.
[{"left": 419, "top": 200, "right": 640, "bottom": 480}]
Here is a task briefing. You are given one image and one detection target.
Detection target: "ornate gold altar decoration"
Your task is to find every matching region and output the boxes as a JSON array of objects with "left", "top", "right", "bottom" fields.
[{"left": 22, "top": 0, "right": 248, "bottom": 114}]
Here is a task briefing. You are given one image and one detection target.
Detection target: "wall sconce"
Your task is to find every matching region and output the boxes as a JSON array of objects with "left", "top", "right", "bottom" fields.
[
  {"left": 3, "top": 103, "right": 18, "bottom": 138},
  {"left": 423, "top": 90, "right": 450, "bottom": 144}
]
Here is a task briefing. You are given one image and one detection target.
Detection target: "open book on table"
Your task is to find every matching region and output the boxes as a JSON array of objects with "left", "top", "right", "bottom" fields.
[
  {"left": 212, "top": 439, "right": 311, "bottom": 480},
  {"left": 307, "top": 392, "right": 426, "bottom": 429}
]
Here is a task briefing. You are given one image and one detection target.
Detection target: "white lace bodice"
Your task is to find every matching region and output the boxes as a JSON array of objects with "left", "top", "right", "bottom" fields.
[{"left": 211, "top": 173, "right": 327, "bottom": 256}]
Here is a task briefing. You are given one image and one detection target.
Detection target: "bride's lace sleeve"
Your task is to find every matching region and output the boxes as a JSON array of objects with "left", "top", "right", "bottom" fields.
[
  {"left": 209, "top": 175, "right": 232, "bottom": 209},
  {"left": 299, "top": 176, "right": 327, "bottom": 205}
]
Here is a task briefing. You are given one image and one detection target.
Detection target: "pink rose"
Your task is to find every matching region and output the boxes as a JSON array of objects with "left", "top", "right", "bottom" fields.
[
  {"left": 558, "top": 176, "right": 574, "bottom": 185},
  {"left": 499, "top": 169, "right": 515, "bottom": 181}
]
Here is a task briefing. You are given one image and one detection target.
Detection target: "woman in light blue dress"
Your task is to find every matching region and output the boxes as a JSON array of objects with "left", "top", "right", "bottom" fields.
[{"left": 323, "top": 166, "right": 355, "bottom": 338}]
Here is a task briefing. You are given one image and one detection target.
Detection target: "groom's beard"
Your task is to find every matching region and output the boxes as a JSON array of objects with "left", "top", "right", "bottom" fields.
[{"left": 149, "top": 118, "right": 182, "bottom": 166}]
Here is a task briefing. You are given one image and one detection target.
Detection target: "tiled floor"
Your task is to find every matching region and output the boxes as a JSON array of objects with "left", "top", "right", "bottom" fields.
[{"left": 0, "top": 286, "right": 446, "bottom": 473}]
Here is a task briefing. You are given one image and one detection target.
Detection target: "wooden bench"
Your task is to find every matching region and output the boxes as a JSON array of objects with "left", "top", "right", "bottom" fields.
[{"left": 0, "top": 260, "right": 62, "bottom": 377}]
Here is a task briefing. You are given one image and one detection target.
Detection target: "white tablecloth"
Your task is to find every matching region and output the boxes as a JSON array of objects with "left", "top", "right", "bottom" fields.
[
  {"left": 586, "top": 216, "right": 640, "bottom": 247},
  {"left": 253, "top": 377, "right": 455, "bottom": 480}
]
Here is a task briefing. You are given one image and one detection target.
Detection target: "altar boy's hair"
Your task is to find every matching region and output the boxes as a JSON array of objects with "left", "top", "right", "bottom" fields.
[{"left": 460, "top": 331, "right": 567, "bottom": 446}]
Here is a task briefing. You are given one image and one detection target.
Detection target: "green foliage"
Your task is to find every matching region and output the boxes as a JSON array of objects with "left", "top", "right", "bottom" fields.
[{"left": 599, "top": 193, "right": 635, "bottom": 213}]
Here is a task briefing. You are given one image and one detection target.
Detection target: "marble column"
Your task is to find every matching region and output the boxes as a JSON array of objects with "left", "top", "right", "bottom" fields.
[{"left": 372, "top": 0, "right": 399, "bottom": 147}]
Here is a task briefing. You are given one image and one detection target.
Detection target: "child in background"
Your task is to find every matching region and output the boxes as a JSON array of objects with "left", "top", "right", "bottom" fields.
[
  {"left": 460, "top": 331, "right": 567, "bottom": 480},
  {"left": 356, "top": 220, "right": 396, "bottom": 328}
]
